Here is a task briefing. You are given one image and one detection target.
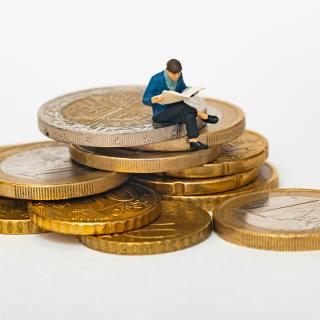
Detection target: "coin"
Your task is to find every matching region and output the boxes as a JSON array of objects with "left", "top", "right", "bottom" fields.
[
  {"left": 0, "top": 141, "right": 129, "bottom": 200},
  {"left": 128, "top": 98, "right": 245, "bottom": 152},
  {"left": 161, "top": 163, "right": 279, "bottom": 214},
  {"left": 214, "top": 188, "right": 320, "bottom": 251},
  {"left": 0, "top": 197, "right": 46, "bottom": 234},
  {"left": 162, "top": 130, "right": 268, "bottom": 178},
  {"left": 79, "top": 200, "right": 212, "bottom": 255},
  {"left": 69, "top": 144, "right": 221, "bottom": 173},
  {"left": 132, "top": 166, "right": 260, "bottom": 196},
  {"left": 38, "top": 86, "right": 207, "bottom": 147},
  {"left": 28, "top": 181, "right": 161, "bottom": 235}
]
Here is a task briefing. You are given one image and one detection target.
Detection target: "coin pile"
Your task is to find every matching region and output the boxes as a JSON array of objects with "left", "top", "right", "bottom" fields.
[{"left": 8, "top": 85, "right": 319, "bottom": 254}]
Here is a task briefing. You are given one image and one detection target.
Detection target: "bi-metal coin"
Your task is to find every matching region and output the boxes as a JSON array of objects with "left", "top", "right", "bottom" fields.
[
  {"left": 0, "top": 141, "right": 129, "bottom": 200},
  {"left": 214, "top": 188, "right": 320, "bottom": 251},
  {"left": 28, "top": 181, "right": 161, "bottom": 235},
  {"left": 79, "top": 200, "right": 212, "bottom": 255},
  {"left": 38, "top": 86, "right": 207, "bottom": 147}
]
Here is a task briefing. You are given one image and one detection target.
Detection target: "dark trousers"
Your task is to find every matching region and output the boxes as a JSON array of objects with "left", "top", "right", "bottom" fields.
[{"left": 153, "top": 102, "right": 200, "bottom": 139}]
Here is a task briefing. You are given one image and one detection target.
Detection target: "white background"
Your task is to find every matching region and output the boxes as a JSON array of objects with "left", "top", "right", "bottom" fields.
[{"left": 0, "top": 1, "right": 320, "bottom": 319}]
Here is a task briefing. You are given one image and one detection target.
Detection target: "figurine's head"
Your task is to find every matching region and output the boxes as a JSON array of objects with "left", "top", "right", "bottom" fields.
[{"left": 166, "top": 59, "right": 182, "bottom": 81}]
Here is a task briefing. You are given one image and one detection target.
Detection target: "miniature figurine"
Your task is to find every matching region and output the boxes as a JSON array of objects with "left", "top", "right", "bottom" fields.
[{"left": 142, "top": 59, "right": 219, "bottom": 151}]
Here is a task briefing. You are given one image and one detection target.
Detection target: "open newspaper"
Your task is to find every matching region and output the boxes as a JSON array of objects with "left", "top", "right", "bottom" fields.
[{"left": 154, "top": 87, "right": 204, "bottom": 105}]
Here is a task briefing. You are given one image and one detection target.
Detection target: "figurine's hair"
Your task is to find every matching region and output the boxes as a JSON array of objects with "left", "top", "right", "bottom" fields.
[{"left": 166, "top": 59, "right": 182, "bottom": 73}]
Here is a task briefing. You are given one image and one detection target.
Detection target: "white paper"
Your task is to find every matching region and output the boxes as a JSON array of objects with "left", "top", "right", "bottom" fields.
[{"left": 154, "top": 87, "right": 204, "bottom": 105}]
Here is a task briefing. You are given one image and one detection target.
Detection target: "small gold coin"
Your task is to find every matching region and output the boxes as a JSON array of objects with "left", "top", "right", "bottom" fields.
[
  {"left": 0, "top": 141, "right": 129, "bottom": 200},
  {"left": 162, "top": 130, "right": 268, "bottom": 178},
  {"left": 132, "top": 166, "right": 260, "bottom": 196},
  {"left": 79, "top": 200, "right": 212, "bottom": 255},
  {"left": 214, "top": 189, "right": 320, "bottom": 251},
  {"left": 69, "top": 144, "right": 221, "bottom": 173},
  {"left": 129, "top": 98, "right": 245, "bottom": 152},
  {"left": 28, "top": 181, "right": 161, "bottom": 235},
  {"left": 161, "top": 163, "right": 279, "bottom": 214},
  {"left": 0, "top": 197, "right": 46, "bottom": 234}
]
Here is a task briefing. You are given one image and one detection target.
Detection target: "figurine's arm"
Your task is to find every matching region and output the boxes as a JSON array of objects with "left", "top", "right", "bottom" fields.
[
  {"left": 177, "top": 74, "right": 187, "bottom": 93},
  {"left": 142, "top": 76, "right": 158, "bottom": 106}
]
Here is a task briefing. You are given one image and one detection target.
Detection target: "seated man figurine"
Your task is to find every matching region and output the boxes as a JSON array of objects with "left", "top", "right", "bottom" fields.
[{"left": 142, "top": 59, "right": 219, "bottom": 151}]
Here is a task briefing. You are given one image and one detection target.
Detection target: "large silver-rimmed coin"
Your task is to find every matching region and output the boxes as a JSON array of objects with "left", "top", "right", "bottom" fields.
[{"left": 38, "top": 86, "right": 207, "bottom": 147}]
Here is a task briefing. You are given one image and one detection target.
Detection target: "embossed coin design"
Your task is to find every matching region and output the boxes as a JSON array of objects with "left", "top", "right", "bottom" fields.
[
  {"left": 214, "top": 189, "right": 320, "bottom": 251},
  {"left": 162, "top": 130, "right": 268, "bottom": 178},
  {"left": 132, "top": 166, "right": 260, "bottom": 196},
  {"left": 0, "top": 198, "right": 46, "bottom": 234},
  {"left": 69, "top": 144, "right": 221, "bottom": 173},
  {"left": 38, "top": 86, "right": 207, "bottom": 147},
  {"left": 28, "top": 181, "right": 161, "bottom": 235},
  {"left": 129, "top": 98, "right": 245, "bottom": 152},
  {"left": 162, "top": 163, "right": 279, "bottom": 214},
  {"left": 79, "top": 200, "right": 212, "bottom": 255},
  {"left": 0, "top": 142, "right": 129, "bottom": 200}
]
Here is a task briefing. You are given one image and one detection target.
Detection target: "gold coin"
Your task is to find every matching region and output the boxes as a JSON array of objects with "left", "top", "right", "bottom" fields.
[
  {"left": 38, "top": 86, "right": 206, "bottom": 147},
  {"left": 79, "top": 200, "right": 212, "bottom": 255},
  {"left": 69, "top": 144, "right": 221, "bottom": 173},
  {"left": 0, "top": 141, "right": 129, "bottom": 200},
  {"left": 214, "top": 188, "right": 320, "bottom": 251},
  {"left": 161, "top": 163, "right": 279, "bottom": 214},
  {"left": 28, "top": 181, "right": 161, "bottom": 235},
  {"left": 132, "top": 166, "right": 260, "bottom": 196},
  {"left": 129, "top": 98, "right": 245, "bottom": 152},
  {"left": 0, "top": 197, "right": 46, "bottom": 234},
  {"left": 162, "top": 130, "right": 268, "bottom": 178}
]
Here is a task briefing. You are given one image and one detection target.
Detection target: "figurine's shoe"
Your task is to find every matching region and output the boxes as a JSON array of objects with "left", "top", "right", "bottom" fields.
[
  {"left": 202, "top": 115, "right": 219, "bottom": 124},
  {"left": 189, "top": 141, "right": 208, "bottom": 151}
]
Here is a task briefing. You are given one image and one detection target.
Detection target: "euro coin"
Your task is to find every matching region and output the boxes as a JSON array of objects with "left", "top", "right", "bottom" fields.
[
  {"left": 69, "top": 144, "right": 221, "bottom": 173},
  {"left": 79, "top": 200, "right": 212, "bottom": 255},
  {"left": 161, "top": 163, "right": 278, "bottom": 214},
  {"left": 162, "top": 130, "right": 268, "bottom": 178},
  {"left": 28, "top": 181, "right": 160, "bottom": 235},
  {"left": 0, "top": 141, "right": 129, "bottom": 200},
  {"left": 38, "top": 86, "right": 206, "bottom": 147},
  {"left": 214, "top": 188, "right": 320, "bottom": 251}
]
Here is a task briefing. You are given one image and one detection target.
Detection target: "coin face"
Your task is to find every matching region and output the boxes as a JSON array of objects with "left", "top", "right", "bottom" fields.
[
  {"left": 0, "top": 198, "right": 46, "bottom": 234},
  {"left": 161, "top": 163, "right": 279, "bottom": 214},
  {"left": 79, "top": 200, "right": 212, "bottom": 255},
  {"left": 132, "top": 166, "right": 260, "bottom": 196},
  {"left": 69, "top": 144, "right": 221, "bottom": 173},
  {"left": 214, "top": 189, "right": 320, "bottom": 251},
  {"left": 38, "top": 86, "right": 206, "bottom": 147},
  {"left": 163, "top": 130, "right": 268, "bottom": 178},
  {"left": 129, "top": 98, "right": 245, "bottom": 152},
  {"left": 0, "top": 142, "right": 129, "bottom": 200},
  {"left": 28, "top": 181, "right": 161, "bottom": 235}
]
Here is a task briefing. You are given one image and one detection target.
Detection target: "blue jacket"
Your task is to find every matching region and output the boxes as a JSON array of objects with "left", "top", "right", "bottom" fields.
[{"left": 142, "top": 70, "right": 187, "bottom": 118}]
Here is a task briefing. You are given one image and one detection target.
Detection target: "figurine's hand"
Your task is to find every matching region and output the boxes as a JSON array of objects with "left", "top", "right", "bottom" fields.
[{"left": 152, "top": 96, "right": 163, "bottom": 104}]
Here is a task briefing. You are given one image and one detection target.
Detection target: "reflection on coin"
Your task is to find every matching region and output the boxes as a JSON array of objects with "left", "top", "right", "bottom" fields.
[
  {"left": 79, "top": 200, "right": 212, "bottom": 255},
  {"left": 214, "top": 189, "right": 320, "bottom": 251},
  {"left": 162, "top": 130, "right": 268, "bottom": 178},
  {"left": 69, "top": 144, "right": 221, "bottom": 173},
  {"left": 0, "top": 141, "right": 129, "bottom": 200},
  {"left": 132, "top": 167, "right": 260, "bottom": 196},
  {"left": 38, "top": 86, "right": 206, "bottom": 147},
  {"left": 161, "top": 163, "right": 279, "bottom": 214},
  {"left": 129, "top": 98, "right": 245, "bottom": 152},
  {"left": 28, "top": 181, "right": 160, "bottom": 235},
  {"left": 0, "top": 198, "right": 46, "bottom": 234}
]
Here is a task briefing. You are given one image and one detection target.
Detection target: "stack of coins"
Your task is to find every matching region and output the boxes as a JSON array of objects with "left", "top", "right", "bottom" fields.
[{"left": 0, "top": 85, "right": 284, "bottom": 254}]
